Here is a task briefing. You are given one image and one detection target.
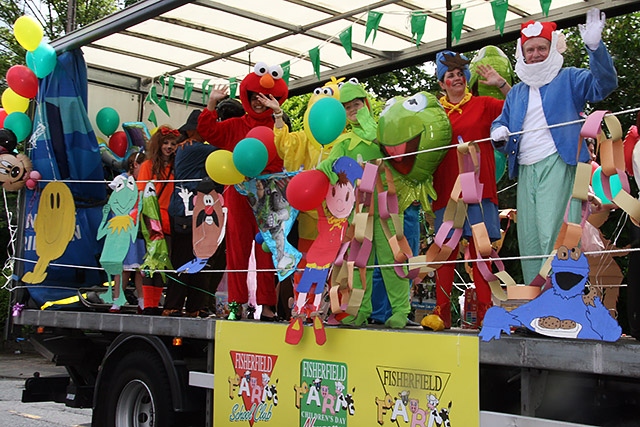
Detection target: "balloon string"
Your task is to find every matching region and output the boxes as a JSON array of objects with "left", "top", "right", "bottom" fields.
[{"left": 317, "top": 146, "right": 324, "bottom": 168}]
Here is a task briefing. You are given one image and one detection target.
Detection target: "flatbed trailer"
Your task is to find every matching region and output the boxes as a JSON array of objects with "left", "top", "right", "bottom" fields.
[{"left": 11, "top": 308, "right": 640, "bottom": 427}]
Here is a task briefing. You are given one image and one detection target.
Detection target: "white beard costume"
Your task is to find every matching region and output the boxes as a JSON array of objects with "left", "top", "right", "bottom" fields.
[{"left": 515, "top": 32, "right": 565, "bottom": 89}]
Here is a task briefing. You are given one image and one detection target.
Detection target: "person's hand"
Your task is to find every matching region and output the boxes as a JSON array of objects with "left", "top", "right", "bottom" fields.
[
  {"left": 491, "top": 126, "right": 510, "bottom": 142},
  {"left": 256, "top": 93, "right": 281, "bottom": 113},
  {"left": 207, "top": 84, "right": 229, "bottom": 110},
  {"left": 476, "top": 64, "right": 506, "bottom": 88},
  {"left": 579, "top": 8, "right": 605, "bottom": 51}
]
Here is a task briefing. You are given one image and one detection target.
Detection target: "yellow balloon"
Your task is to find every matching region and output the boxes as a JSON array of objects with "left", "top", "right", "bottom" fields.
[
  {"left": 206, "top": 150, "right": 244, "bottom": 185},
  {"left": 2, "top": 88, "right": 30, "bottom": 114},
  {"left": 13, "top": 16, "right": 44, "bottom": 52}
]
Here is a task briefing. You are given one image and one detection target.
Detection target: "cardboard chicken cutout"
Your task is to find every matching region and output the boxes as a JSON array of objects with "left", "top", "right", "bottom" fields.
[
  {"left": 139, "top": 182, "right": 173, "bottom": 278},
  {"left": 96, "top": 175, "right": 141, "bottom": 304},
  {"left": 479, "top": 246, "right": 622, "bottom": 342},
  {"left": 22, "top": 182, "right": 76, "bottom": 284},
  {"left": 237, "top": 172, "right": 301, "bottom": 281},
  {"left": 285, "top": 157, "right": 363, "bottom": 346},
  {"left": 177, "top": 179, "right": 228, "bottom": 273}
]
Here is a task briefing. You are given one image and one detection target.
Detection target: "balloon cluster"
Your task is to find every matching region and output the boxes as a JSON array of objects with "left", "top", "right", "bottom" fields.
[
  {"left": 206, "top": 126, "right": 277, "bottom": 185},
  {"left": 98, "top": 120, "right": 149, "bottom": 173},
  {"left": 0, "top": 15, "right": 59, "bottom": 148}
]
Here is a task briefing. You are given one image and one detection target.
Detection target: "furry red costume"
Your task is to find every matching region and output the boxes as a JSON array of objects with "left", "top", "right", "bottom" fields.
[{"left": 197, "top": 63, "right": 288, "bottom": 312}]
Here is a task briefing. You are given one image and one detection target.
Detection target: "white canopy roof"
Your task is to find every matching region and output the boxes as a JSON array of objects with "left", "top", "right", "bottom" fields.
[{"left": 51, "top": 0, "right": 640, "bottom": 96}]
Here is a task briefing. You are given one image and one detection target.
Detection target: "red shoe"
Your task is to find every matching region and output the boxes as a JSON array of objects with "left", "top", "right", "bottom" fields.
[
  {"left": 313, "top": 316, "right": 326, "bottom": 346},
  {"left": 285, "top": 317, "right": 304, "bottom": 345},
  {"left": 108, "top": 307, "right": 121, "bottom": 313}
]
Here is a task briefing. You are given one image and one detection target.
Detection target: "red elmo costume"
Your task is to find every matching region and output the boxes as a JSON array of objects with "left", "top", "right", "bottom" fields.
[{"left": 197, "top": 63, "right": 288, "bottom": 308}]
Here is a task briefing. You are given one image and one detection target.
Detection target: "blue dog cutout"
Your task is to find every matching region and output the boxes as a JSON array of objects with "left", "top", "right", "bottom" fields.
[{"left": 479, "top": 246, "right": 622, "bottom": 342}]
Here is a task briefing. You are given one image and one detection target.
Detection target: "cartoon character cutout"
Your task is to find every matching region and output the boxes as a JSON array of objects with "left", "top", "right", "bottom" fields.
[
  {"left": 479, "top": 246, "right": 622, "bottom": 342},
  {"left": 177, "top": 178, "right": 228, "bottom": 273},
  {"left": 96, "top": 175, "right": 141, "bottom": 305},
  {"left": 0, "top": 128, "right": 33, "bottom": 191},
  {"left": 237, "top": 172, "right": 301, "bottom": 281},
  {"left": 139, "top": 182, "right": 173, "bottom": 279},
  {"left": 285, "top": 157, "right": 363, "bottom": 346},
  {"left": 22, "top": 182, "right": 77, "bottom": 284}
]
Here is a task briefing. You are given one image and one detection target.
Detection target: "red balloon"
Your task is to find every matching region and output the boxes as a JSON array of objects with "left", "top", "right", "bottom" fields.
[
  {"left": 286, "top": 170, "right": 330, "bottom": 212},
  {"left": 109, "top": 131, "right": 128, "bottom": 158},
  {"left": 246, "top": 126, "right": 277, "bottom": 164},
  {"left": 6, "top": 65, "right": 38, "bottom": 99},
  {"left": 0, "top": 109, "right": 7, "bottom": 128}
]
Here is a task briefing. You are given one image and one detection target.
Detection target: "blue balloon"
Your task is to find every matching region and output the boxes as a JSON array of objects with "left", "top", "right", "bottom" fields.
[
  {"left": 592, "top": 166, "right": 622, "bottom": 204},
  {"left": 308, "top": 97, "right": 347, "bottom": 146},
  {"left": 232, "top": 137, "right": 268, "bottom": 177},
  {"left": 255, "top": 232, "right": 264, "bottom": 245}
]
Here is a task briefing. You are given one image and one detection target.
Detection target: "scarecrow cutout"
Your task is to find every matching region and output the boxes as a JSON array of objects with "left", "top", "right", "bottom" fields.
[
  {"left": 237, "top": 172, "right": 301, "bottom": 281},
  {"left": 479, "top": 246, "right": 622, "bottom": 342},
  {"left": 139, "top": 182, "right": 173, "bottom": 278},
  {"left": 22, "top": 182, "right": 76, "bottom": 284},
  {"left": 96, "top": 175, "right": 141, "bottom": 305},
  {"left": 286, "top": 157, "right": 363, "bottom": 346},
  {"left": 177, "top": 178, "right": 227, "bottom": 273}
]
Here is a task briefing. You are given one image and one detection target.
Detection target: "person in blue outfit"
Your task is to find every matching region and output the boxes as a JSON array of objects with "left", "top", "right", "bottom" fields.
[{"left": 491, "top": 8, "right": 618, "bottom": 284}]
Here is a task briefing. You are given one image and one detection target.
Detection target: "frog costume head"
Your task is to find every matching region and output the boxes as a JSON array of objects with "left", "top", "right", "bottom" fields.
[{"left": 377, "top": 92, "right": 451, "bottom": 212}]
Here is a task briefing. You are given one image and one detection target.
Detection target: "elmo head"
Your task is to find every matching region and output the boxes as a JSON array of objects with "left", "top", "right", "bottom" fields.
[{"left": 240, "top": 62, "right": 289, "bottom": 120}]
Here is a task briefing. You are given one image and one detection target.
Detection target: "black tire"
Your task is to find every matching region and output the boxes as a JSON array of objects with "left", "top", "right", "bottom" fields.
[{"left": 103, "top": 350, "right": 175, "bottom": 427}]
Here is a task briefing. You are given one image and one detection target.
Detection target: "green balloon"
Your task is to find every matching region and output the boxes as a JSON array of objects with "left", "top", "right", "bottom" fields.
[
  {"left": 261, "top": 242, "right": 270, "bottom": 253},
  {"left": 96, "top": 107, "right": 120, "bottom": 136},
  {"left": 308, "top": 97, "right": 347, "bottom": 146},
  {"left": 4, "top": 112, "right": 32, "bottom": 142},
  {"left": 495, "top": 149, "right": 507, "bottom": 182}
]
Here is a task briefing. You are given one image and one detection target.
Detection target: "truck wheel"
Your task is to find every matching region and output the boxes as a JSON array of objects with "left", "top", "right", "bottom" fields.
[{"left": 105, "top": 350, "right": 174, "bottom": 427}]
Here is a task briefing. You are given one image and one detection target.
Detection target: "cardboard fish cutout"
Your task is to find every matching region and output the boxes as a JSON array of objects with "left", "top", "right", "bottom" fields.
[
  {"left": 96, "top": 175, "right": 141, "bottom": 304},
  {"left": 286, "top": 157, "right": 362, "bottom": 345},
  {"left": 22, "top": 182, "right": 76, "bottom": 284},
  {"left": 237, "top": 172, "right": 301, "bottom": 281},
  {"left": 479, "top": 246, "right": 622, "bottom": 342},
  {"left": 140, "top": 182, "right": 173, "bottom": 278},
  {"left": 177, "top": 178, "right": 228, "bottom": 273}
]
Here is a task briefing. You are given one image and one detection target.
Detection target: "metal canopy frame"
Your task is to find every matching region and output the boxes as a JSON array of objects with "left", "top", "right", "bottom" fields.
[{"left": 50, "top": 0, "right": 640, "bottom": 96}]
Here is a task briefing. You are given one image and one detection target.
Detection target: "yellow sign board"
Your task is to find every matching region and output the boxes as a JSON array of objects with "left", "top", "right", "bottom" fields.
[{"left": 214, "top": 321, "right": 479, "bottom": 426}]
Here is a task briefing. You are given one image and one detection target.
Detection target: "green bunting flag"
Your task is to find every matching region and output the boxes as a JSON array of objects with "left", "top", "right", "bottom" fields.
[
  {"left": 183, "top": 77, "right": 193, "bottom": 107},
  {"left": 340, "top": 27, "right": 353, "bottom": 58},
  {"left": 148, "top": 110, "right": 158, "bottom": 128},
  {"left": 410, "top": 12, "right": 427, "bottom": 47},
  {"left": 451, "top": 8, "right": 467, "bottom": 44},
  {"left": 365, "top": 11, "right": 383, "bottom": 43},
  {"left": 491, "top": 0, "right": 509, "bottom": 35},
  {"left": 309, "top": 46, "right": 321, "bottom": 80},
  {"left": 280, "top": 62, "right": 290, "bottom": 86},
  {"left": 202, "top": 79, "right": 211, "bottom": 105},
  {"left": 167, "top": 76, "right": 175, "bottom": 98},
  {"left": 229, "top": 77, "right": 238, "bottom": 98},
  {"left": 540, "top": 0, "right": 551, "bottom": 16}
]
